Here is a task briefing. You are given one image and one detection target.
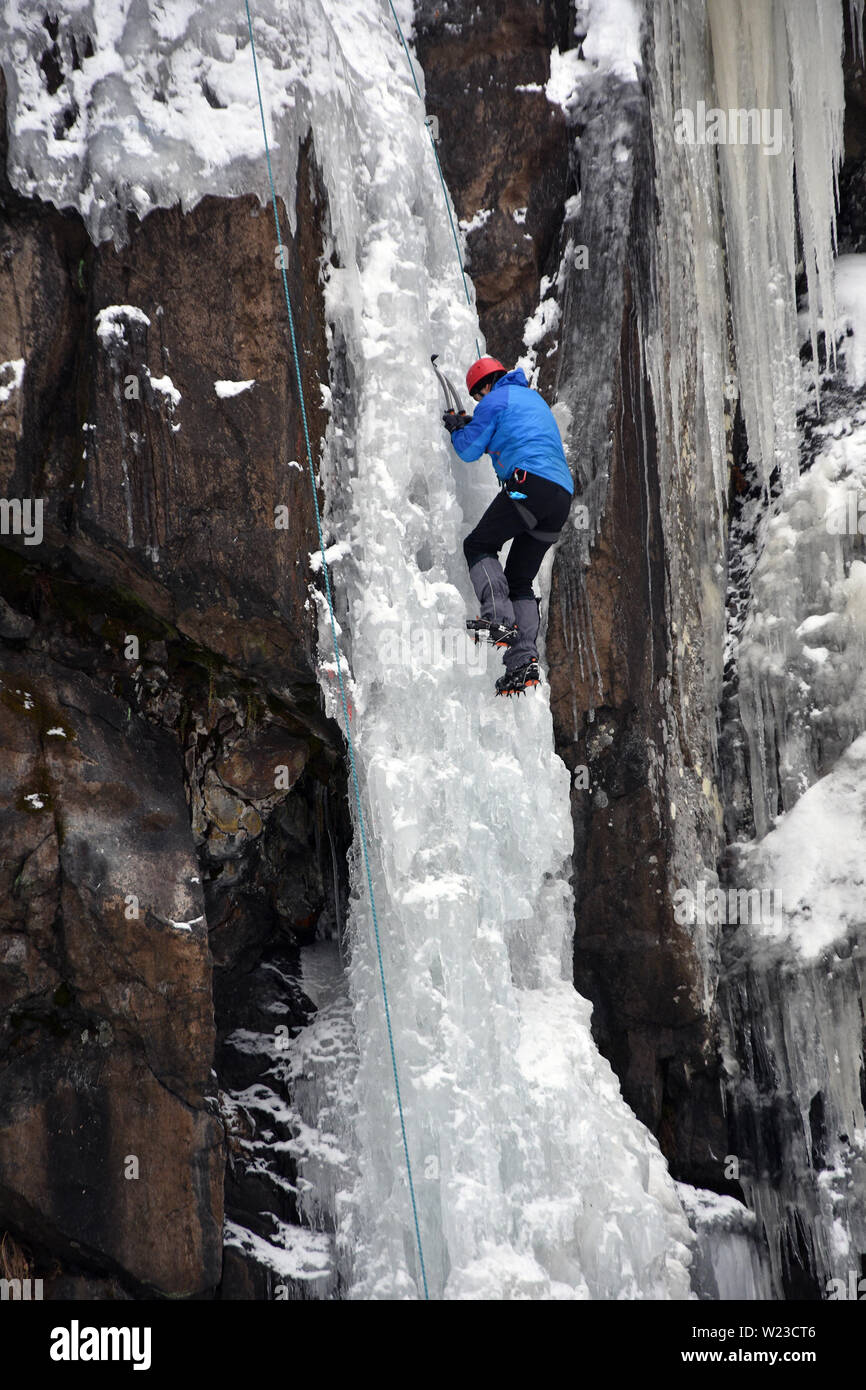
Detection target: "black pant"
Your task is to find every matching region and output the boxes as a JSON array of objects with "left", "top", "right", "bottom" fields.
[{"left": 463, "top": 472, "right": 572, "bottom": 598}]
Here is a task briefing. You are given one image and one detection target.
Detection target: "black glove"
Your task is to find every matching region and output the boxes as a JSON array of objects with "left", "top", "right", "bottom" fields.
[{"left": 442, "top": 410, "right": 470, "bottom": 434}]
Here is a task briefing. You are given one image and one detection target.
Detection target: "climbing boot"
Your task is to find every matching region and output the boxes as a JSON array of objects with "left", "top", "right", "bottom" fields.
[{"left": 495, "top": 660, "right": 541, "bottom": 697}]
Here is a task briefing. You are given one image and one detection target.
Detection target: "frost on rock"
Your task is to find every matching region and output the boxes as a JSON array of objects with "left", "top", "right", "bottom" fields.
[
  {"left": 224, "top": 1218, "right": 333, "bottom": 1284},
  {"left": 221, "top": 942, "right": 358, "bottom": 1297}
]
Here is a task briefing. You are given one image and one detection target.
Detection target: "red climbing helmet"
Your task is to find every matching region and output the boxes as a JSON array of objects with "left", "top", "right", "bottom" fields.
[{"left": 466, "top": 356, "right": 506, "bottom": 398}]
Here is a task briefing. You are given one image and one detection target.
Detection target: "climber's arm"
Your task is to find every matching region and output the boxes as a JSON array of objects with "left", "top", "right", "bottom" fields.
[{"left": 448, "top": 394, "right": 502, "bottom": 461}]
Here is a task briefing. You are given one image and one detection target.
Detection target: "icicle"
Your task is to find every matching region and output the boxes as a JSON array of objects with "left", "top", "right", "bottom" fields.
[
  {"left": 705, "top": 0, "right": 847, "bottom": 489},
  {"left": 849, "top": 0, "right": 865, "bottom": 64}
]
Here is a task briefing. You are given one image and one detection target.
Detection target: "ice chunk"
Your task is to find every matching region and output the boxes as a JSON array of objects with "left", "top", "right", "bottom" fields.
[
  {"left": 309, "top": 541, "right": 351, "bottom": 573},
  {"left": 676, "top": 1184, "right": 774, "bottom": 1300}
]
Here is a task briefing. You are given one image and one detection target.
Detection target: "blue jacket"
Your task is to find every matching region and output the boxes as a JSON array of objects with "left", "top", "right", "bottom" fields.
[{"left": 449, "top": 368, "right": 573, "bottom": 495}]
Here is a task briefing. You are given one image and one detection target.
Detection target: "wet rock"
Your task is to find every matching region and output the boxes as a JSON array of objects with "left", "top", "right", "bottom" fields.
[
  {"left": 0, "top": 595, "right": 33, "bottom": 642},
  {"left": 0, "top": 648, "right": 222, "bottom": 1293},
  {"left": 215, "top": 728, "right": 309, "bottom": 802},
  {"left": 0, "top": 73, "right": 348, "bottom": 1294}
]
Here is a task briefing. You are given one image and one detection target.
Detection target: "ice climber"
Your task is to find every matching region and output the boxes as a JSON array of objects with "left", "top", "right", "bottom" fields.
[{"left": 442, "top": 356, "right": 574, "bottom": 696}]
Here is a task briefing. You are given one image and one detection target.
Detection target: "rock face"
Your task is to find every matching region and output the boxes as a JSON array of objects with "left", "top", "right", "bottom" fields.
[
  {"left": 0, "top": 64, "right": 349, "bottom": 1297},
  {"left": 0, "top": 624, "right": 224, "bottom": 1295},
  {"left": 415, "top": 0, "right": 572, "bottom": 376}
]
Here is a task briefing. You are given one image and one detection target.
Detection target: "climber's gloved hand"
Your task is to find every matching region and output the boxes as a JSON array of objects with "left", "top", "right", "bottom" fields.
[{"left": 442, "top": 410, "right": 470, "bottom": 434}]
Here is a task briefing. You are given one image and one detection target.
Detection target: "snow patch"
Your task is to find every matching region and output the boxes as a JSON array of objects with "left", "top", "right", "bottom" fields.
[
  {"left": 729, "top": 732, "right": 866, "bottom": 959},
  {"left": 0, "top": 358, "right": 25, "bottom": 404},
  {"left": 169, "top": 915, "right": 204, "bottom": 932},
  {"left": 458, "top": 207, "right": 492, "bottom": 236},
  {"left": 95, "top": 305, "right": 151, "bottom": 346},
  {"left": 146, "top": 369, "right": 181, "bottom": 406},
  {"left": 215, "top": 378, "right": 255, "bottom": 398},
  {"left": 310, "top": 540, "right": 351, "bottom": 573}
]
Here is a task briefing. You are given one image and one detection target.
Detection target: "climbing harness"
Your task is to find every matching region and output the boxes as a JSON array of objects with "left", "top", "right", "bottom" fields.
[
  {"left": 244, "top": 0, "right": 429, "bottom": 1301},
  {"left": 503, "top": 471, "right": 562, "bottom": 544},
  {"left": 505, "top": 467, "right": 529, "bottom": 499}
]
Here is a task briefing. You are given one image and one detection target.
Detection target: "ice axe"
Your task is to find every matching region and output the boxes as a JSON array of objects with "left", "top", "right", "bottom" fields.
[{"left": 431, "top": 354, "right": 465, "bottom": 414}]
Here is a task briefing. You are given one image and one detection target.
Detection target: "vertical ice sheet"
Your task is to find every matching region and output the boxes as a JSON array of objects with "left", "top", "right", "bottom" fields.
[
  {"left": 719, "top": 259, "right": 866, "bottom": 1289},
  {"left": 721, "top": 885, "right": 866, "bottom": 1296},
  {"left": 305, "top": 3, "right": 695, "bottom": 1300}
]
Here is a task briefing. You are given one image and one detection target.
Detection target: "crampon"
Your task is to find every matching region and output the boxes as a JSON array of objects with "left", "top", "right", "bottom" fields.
[
  {"left": 466, "top": 617, "right": 518, "bottom": 648},
  {"left": 495, "top": 660, "right": 541, "bottom": 697}
]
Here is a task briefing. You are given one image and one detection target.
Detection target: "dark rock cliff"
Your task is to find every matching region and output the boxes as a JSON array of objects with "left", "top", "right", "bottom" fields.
[{"left": 0, "top": 65, "right": 350, "bottom": 1298}]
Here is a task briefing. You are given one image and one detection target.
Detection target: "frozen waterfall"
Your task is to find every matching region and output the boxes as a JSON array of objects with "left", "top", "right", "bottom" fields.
[
  {"left": 7, "top": 0, "right": 862, "bottom": 1303},
  {"left": 0, "top": 0, "right": 698, "bottom": 1297}
]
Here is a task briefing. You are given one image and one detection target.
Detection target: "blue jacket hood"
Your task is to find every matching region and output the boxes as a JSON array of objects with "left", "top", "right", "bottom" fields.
[{"left": 494, "top": 368, "right": 529, "bottom": 390}]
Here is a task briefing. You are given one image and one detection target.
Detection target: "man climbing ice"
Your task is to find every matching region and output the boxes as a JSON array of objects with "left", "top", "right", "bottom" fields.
[{"left": 442, "top": 356, "right": 574, "bottom": 696}]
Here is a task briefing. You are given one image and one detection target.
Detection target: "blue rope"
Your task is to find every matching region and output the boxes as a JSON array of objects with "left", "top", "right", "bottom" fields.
[
  {"left": 244, "top": 0, "right": 430, "bottom": 1302},
  {"left": 387, "top": 1, "right": 481, "bottom": 361}
]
